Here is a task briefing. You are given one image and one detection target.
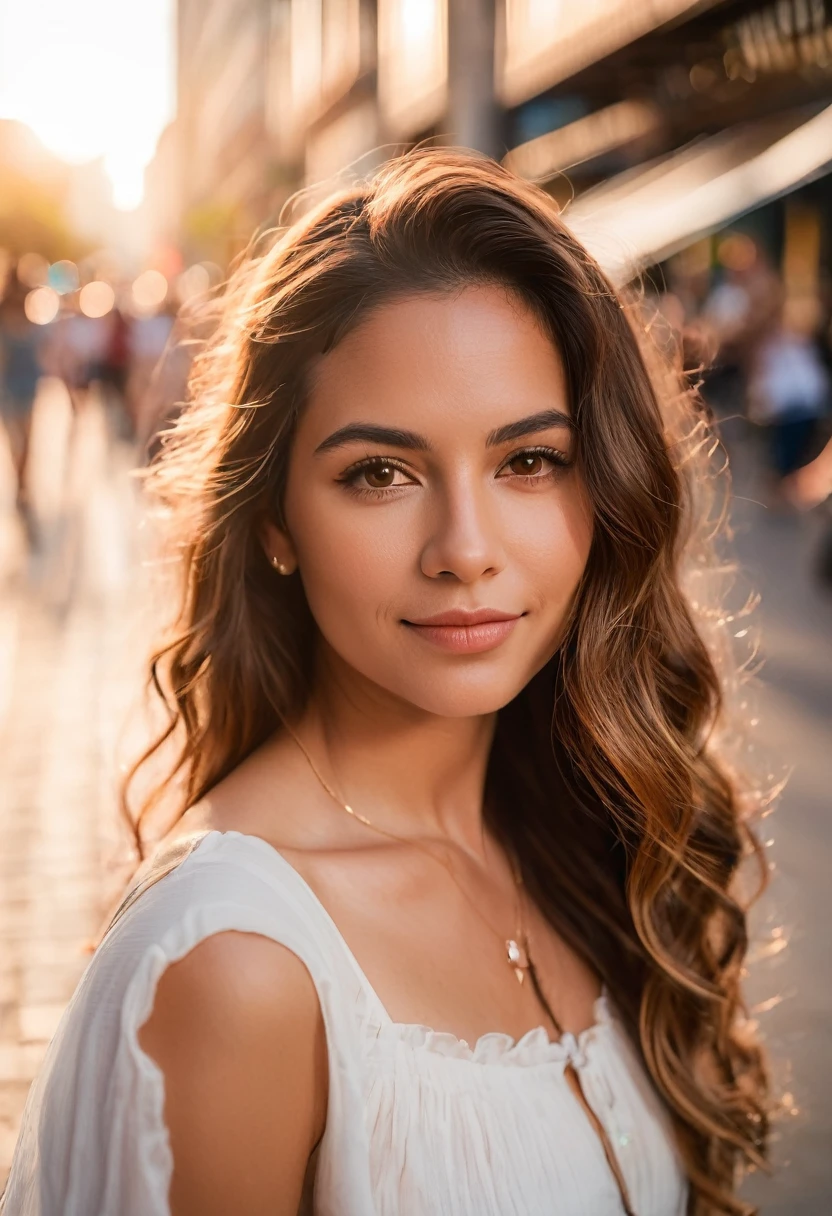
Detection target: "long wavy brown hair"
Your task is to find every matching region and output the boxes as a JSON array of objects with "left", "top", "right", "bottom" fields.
[{"left": 129, "top": 149, "right": 770, "bottom": 1214}]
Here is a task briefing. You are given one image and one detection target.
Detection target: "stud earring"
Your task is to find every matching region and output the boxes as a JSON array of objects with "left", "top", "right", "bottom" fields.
[{"left": 271, "top": 556, "right": 290, "bottom": 575}]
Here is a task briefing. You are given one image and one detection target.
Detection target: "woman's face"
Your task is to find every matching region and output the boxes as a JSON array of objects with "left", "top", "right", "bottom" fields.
[{"left": 266, "top": 285, "right": 593, "bottom": 719}]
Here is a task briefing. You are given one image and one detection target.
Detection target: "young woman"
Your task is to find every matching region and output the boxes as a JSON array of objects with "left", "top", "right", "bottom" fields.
[{"left": 3, "top": 150, "right": 769, "bottom": 1216}]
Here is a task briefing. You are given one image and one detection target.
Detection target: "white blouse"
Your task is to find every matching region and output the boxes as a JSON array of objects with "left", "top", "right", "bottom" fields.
[{"left": 2, "top": 830, "right": 688, "bottom": 1216}]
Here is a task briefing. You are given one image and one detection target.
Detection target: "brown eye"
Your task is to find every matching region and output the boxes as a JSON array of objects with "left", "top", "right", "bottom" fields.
[
  {"left": 364, "top": 463, "right": 396, "bottom": 488},
  {"left": 508, "top": 453, "right": 544, "bottom": 476}
]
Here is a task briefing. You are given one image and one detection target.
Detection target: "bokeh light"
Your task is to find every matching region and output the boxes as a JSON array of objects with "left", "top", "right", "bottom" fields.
[
  {"left": 131, "top": 269, "right": 168, "bottom": 313},
  {"left": 48, "top": 261, "right": 80, "bottom": 296},
  {"left": 79, "top": 281, "right": 116, "bottom": 319},
  {"left": 16, "top": 253, "right": 50, "bottom": 288},
  {"left": 24, "top": 286, "right": 60, "bottom": 325},
  {"left": 176, "top": 263, "right": 211, "bottom": 304},
  {"left": 717, "top": 233, "right": 757, "bottom": 272}
]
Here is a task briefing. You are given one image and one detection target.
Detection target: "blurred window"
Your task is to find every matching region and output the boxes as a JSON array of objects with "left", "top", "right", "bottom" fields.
[
  {"left": 377, "top": 0, "right": 447, "bottom": 137},
  {"left": 501, "top": 0, "right": 701, "bottom": 106},
  {"left": 505, "top": 99, "right": 660, "bottom": 180},
  {"left": 322, "top": 0, "right": 363, "bottom": 103},
  {"left": 291, "top": 0, "right": 324, "bottom": 120}
]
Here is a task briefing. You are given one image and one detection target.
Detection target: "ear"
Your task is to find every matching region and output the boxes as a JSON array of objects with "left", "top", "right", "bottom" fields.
[{"left": 258, "top": 516, "right": 298, "bottom": 576}]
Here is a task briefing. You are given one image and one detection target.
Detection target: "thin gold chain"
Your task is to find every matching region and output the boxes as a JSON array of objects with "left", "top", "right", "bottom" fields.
[{"left": 286, "top": 725, "right": 528, "bottom": 961}]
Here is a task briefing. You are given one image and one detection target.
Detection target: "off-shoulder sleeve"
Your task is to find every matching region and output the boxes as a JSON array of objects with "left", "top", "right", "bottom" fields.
[{"left": 1, "top": 833, "right": 354, "bottom": 1216}]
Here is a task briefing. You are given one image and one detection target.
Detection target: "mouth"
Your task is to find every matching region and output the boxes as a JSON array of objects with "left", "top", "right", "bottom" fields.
[{"left": 401, "top": 609, "right": 524, "bottom": 654}]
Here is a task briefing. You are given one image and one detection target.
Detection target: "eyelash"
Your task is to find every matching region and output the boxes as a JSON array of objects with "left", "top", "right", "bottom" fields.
[
  {"left": 338, "top": 446, "right": 572, "bottom": 499},
  {"left": 500, "top": 445, "right": 572, "bottom": 480}
]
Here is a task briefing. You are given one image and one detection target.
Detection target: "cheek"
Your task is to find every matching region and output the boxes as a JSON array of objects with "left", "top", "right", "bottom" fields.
[
  {"left": 284, "top": 485, "right": 411, "bottom": 630},
  {"left": 282, "top": 474, "right": 593, "bottom": 715},
  {"left": 511, "top": 485, "right": 593, "bottom": 607}
]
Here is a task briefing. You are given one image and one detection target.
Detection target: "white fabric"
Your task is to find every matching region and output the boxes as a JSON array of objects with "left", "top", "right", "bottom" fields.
[{"left": 2, "top": 830, "right": 689, "bottom": 1216}]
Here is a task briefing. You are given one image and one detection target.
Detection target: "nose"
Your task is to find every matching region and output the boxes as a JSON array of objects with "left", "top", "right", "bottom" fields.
[{"left": 419, "top": 478, "right": 506, "bottom": 583}]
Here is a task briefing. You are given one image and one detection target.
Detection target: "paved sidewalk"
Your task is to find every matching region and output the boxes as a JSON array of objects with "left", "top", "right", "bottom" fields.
[
  {"left": 0, "top": 382, "right": 144, "bottom": 1179},
  {"left": 730, "top": 434, "right": 832, "bottom": 1215}
]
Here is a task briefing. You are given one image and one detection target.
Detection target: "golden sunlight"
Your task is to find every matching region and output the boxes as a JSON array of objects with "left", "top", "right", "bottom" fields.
[{"left": 0, "top": 0, "right": 174, "bottom": 209}]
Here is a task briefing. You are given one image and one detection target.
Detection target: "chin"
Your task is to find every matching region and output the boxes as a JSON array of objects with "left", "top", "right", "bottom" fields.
[{"left": 378, "top": 665, "right": 535, "bottom": 720}]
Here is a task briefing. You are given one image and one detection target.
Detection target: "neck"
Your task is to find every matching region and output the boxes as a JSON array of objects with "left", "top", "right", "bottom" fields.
[{"left": 295, "top": 648, "right": 497, "bottom": 858}]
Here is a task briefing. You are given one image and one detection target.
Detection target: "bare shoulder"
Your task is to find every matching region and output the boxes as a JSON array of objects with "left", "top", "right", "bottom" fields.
[
  {"left": 139, "top": 929, "right": 327, "bottom": 1086},
  {"left": 142, "top": 929, "right": 324, "bottom": 1026},
  {"left": 139, "top": 932, "right": 327, "bottom": 1216},
  {"left": 163, "top": 732, "right": 355, "bottom": 855}
]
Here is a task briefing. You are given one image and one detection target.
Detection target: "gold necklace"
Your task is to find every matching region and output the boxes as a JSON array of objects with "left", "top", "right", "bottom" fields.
[{"left": 287, "top": 726, "right": 533, "bottom": 986}]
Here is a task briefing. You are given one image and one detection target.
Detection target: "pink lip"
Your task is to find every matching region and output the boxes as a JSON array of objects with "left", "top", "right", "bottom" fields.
[
  {"left": 407, "top": 608, "right": 520, "bottom": 627},
  {"left": 403, "top": 609, "right": 523, "bottom": 654}
]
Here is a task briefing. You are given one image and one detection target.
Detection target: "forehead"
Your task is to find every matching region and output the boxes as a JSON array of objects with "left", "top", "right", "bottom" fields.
[{"left": 302, "top": 285, "right": 569, "bottom": 438}]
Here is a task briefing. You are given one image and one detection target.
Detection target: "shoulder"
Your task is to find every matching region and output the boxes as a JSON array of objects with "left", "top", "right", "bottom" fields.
[
  {"left": 113, "top": 828, "right": 314, "bottom": 934},
  {"left": 12, "top": 838, "right": 333, "bottom": 1215},
  {"left": 138, "top": 929, "right": 326, "bottom": 1088},
  {"left": 142, "top": 927, "right": 323, "bottom": 1037},
  {"left": 138, "top": 932, "right": 327, "bottom": 1214},
  {"left": 96, "top": 831, "right": 341, "bottom": 1029},
  {"left": 99, "top": 831, "right": 369, "bottom": 1070}
]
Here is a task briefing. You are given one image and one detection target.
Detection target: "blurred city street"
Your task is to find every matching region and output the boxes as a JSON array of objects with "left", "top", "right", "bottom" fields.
[
  {"left": 728, "top": 432, "right": 832, "bottom": 1215},
  {"left": 0, "top": 380, "right": 143, "bottom": 1176},
  {"left": 0, "top": 385, "right": 830, "bottom": 1208}
]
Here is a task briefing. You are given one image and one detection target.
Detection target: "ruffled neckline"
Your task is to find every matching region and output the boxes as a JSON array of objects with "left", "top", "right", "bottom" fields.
[
  {"left": 383, "top": 991, "right": 613, "bottom": 1067},
  {"left": 197, "top": 835, "right": 616, "bottom": 1070}
]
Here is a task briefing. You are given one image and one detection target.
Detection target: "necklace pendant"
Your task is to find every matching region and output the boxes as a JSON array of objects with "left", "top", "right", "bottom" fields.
[{"left": 506, "top": 938, "right": 529, "bottom": 984}]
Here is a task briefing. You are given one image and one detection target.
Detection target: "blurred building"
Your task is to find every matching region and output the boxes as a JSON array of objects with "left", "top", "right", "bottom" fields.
[
  {"left": 171, "top": 0, "right": 276, "bottom": 263},
  {"left": 149, "top": 0, "right": 377, "bottom": 260},
  {"left": 141, "top": 122, "right": 182, "bottom": 257},
  {"left": 504, "top": 0, "right": 832, "bottom": 285},
  {"left": 142, "top": 0, "right": 832, "bottom": 293},
  {"left": 63, "top": 159, "right": 124, "bottom": 252}
]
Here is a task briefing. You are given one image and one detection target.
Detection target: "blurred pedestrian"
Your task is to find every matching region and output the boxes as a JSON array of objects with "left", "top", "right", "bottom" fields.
[
  {"left": 135, "top": 297, "right": 221, "bottom": 461},
  {"left": 48, "top": 300, "right": 107, "bottom": 414},
  {"left": 126, "top": 302, "right": 176, "bottom": 438},
  {"left": 96, "top": 304, "right": 134, "bottom": 440},
  {"left": 748, "top": 311, "right": 829, "bottom": 488},
  {"left": 0, "top": 273, "right": 42, "bottom": 521},
  {"left": 699, "top": 238, "right": 779, "bottom": 417},
  {"left": 783, "top": 435, "right": 832, "bottom": 585}
]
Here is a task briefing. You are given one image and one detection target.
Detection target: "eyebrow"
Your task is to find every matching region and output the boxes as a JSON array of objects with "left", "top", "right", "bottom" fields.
[
  {"left": 486, "top": 408, "right": 573, "bottom": 446},
  {"left": 315, "top": 423, "right": 430, "bottom": 454},
  {"left": 314, "top": 408, "right": 573, "bottom": 455}
]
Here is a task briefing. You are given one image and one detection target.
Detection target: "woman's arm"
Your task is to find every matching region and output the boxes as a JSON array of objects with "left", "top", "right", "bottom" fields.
[{"left": 138, "top": 932, "right": 328, "bottom": 1216}]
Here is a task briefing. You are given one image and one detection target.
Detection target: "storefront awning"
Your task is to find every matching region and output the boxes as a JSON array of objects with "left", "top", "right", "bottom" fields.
[{"left": 566, "top": 104, "right": 832, "bottom": 282}]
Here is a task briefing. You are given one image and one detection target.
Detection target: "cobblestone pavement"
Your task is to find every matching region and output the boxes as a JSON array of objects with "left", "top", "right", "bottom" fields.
[{"left": 0, "top": 388, "right": 830, "bottom": 1206}]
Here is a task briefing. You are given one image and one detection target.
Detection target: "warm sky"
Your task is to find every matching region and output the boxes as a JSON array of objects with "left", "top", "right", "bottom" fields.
[{"left": 0, "top": 0, "right": 175, "bottom": 209}]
